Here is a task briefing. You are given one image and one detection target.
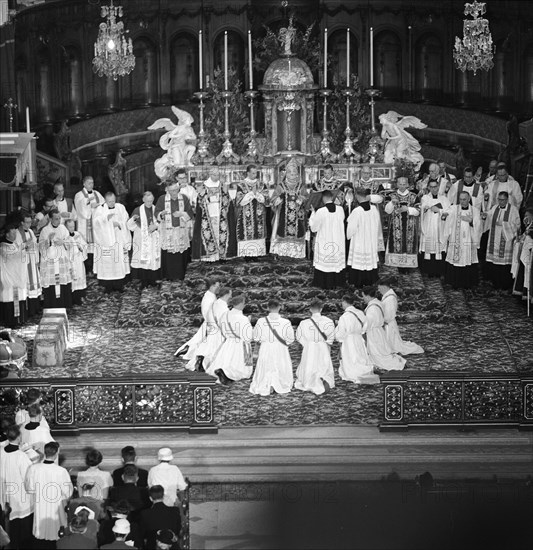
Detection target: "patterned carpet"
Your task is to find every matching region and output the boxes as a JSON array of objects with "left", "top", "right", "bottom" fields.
[{"left": 15, "top": 257, "right": 533, "bottom": 427}]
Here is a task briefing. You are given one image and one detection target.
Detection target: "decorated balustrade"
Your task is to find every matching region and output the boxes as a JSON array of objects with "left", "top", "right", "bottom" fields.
[
  {"left": 0, "top": 373, "right": 217, "bottom": 435},
  {"left": 380, "top": 371, "right": 533, "bottom": 431}
]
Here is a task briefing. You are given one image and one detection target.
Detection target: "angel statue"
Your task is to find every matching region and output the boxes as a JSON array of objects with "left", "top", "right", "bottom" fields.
[
  {"left": 379, "top": 111, "right": 427, "bottom": 170},
  {"left": 148, "top": 106, "right": 197, "bottom": 179}
]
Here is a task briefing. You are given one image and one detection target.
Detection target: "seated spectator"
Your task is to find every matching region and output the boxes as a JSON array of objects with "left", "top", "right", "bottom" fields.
[
  {"left": 156, "top": 529, "right": 180, "bottom": 550},
  {"left": 98, "top": 499, "right": 143, "bottom": 549},
  {"left": 67, "top": 483, "right": 106, "bottom": 522},
  {"left": 57, "top": 513, "right": 98, "bottom": 550},
  {"left": 76, "top": 448, "right": 113, "bottom": 500},
  {"left": 101, "top": 518, "right": 138, "bottom": 550},
  {"left": 19, "top": 403, "right": 54, "bottom": 460},
  {"left": 140, "top": 485, "right": 181, "bottom": 550},
  {"left": 63, "top": 506, "right": 99, "bottom": 542},
  {"left": 108, "top": 464, "right": 150, "bottom": 520},
  {"left": 15, "top": 388, "right": 50, "bottom": 430},
  {"left": 148, "top": 448, "right": 187, "bottom": 507},
  {"left": 112, "top": 445, "right": 149, "bottom": 487}
]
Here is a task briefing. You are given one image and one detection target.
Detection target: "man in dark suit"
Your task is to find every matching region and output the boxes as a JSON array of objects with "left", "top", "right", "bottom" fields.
[
  {"left": 140, "top": 485, "right": 181, "bottom": 550},
  {"left": 112, "top": 445, "right": 148, "bottom": 487},
  {"left": 108, "top": 464, "right": 150, "bottom": 520}
]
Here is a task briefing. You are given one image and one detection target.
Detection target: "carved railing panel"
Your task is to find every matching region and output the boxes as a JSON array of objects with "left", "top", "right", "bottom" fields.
[
  {"left": 0, "top": 375, "right": 217, "bottom": 434},
  {"left": 381, "top": 373, "right": 533, "bottom": 431}
]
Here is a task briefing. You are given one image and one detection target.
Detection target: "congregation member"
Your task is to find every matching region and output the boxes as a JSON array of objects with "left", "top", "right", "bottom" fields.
[
  {"left": 0, "top": 425, "right": 33, "bottom": 549},
  {"left": 236, "top": 164, "right": 268, "bottom": 258},
  {"left": 140, "top": 485, "right": 181, "bottom": 550},
  {"left": 270, "top": 159, "right": 308, "bottom": 259},
  {"left": 486, "top": 163, "right": 523, "bottom": 210},
  {"left": 484, "top": 191, "right": 521, "bottom": 290},
  {"left": 108, "top": 464, "right": 150, "bottom": 519},
  {"left": 67, "top": 482, "right": 106, "bottom": 522},
  {"left": 39, "top": 209, "right": 73, "bottom": 308},
  {"left": 346, "top": 188, "right": 382, "bottom": 286},
  {"left": 74, "top": 176, "right": 104, "bottom": 272},
  {"left": 335, "top": 295, "right": 377, "bottom": 385},
  {"left": 308, "top": 190, "right": 346, "bottom": 289},
  {"left": 249, "top": 298, "right": 295, "bottom": 396},
  {"left": 444, "top": 191, "right": 482, "bottom": 289},
  {"left": 419, "top": 178, "right": 450, "bottom": 277},
  {"left": 209, "top": 294, "right": 253, "bottom": 385},
  {"left": 53, "top": 181, "right": 77, "bottom": 224},
  {"left": 384, "top": 177, "right": 420, "bottom": 269},
  {"left": 101, "top": 518, "right": 135, "bottom": 550},
  {"left": 378, "top": 278, "right": 424, "bottom": 355},
  {"left": 77, "top": 448, "right": 113, "bottom": 500},
  {"left": 155, "top": 180, "right": 194, "bottom": 280},
  {"left": 176, "top": 279, "right": 220, "bottom": 368},
  {"left": 65, "top": 218, "right": 88, "bottom": 305},
  {"left": 98, "top": 500, "right": 142, "bottom": 549},
  {"left": 16, "top": 212, "right": 42, "bottom": 316},
  {"left": 192, "top": 166, "right": 237, "bottom": 262},
  {"left": 147, "top": 448, "right": 187, "bottom": 507},
  {"left": 93, "top": 192, "right": 131, "bottom": 293},
  {"left": 0, "top": 223, "right": 28, "bottom": 327},
  {"left": 25, "top": 441, "right": 73, "bottom": 546},
  {"left": 57, "top": 514, "right": 98, "bottom": 550},
  {"left": 295, "top": 300, "right": 335, "bottom": 395},
  {"left": 362, "top": 286, "right": 406, "bottom": 371},
  {"left": 200, "top": 286, "right": 232, "bottom": 374},
  {"left": 127, "top": 190, "right": 161, "bottom": 287},
  {"left": 112, "top": 445, "right": 149, "bottom": 487}
]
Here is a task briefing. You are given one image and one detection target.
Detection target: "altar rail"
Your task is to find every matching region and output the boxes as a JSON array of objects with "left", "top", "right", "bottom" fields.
[
  {"left": 0, "top": 374, "right": 217, "bottom": 435},
  {"left": 380, "top": 372, "right": 533, "bottom": 431}
]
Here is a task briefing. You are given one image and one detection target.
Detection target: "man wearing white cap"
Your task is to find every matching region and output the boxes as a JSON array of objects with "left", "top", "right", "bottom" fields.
[
  {"left": 147, "top": 448, "right": 187, "bottom": 507},
  {"left": 100, "top": 518, "right": 133, "bottom": 550}
]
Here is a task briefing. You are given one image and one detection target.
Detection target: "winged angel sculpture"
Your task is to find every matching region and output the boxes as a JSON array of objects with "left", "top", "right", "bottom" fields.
[
  {"left": 148, "top": 106, "right": 197, "bottom": 179},
  {"left": 379, "top": 111, "right": 427, "bottom": 170}
]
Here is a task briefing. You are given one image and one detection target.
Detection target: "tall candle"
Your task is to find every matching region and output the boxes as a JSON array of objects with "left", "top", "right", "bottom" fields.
[
  {"left": 224, "top": 31, "right": 228, "bottom": 90},
  {"left": 346, "top": 29, "right": 350, "bottom": 85},
  {"left": 324, "top": 27, "right": 328, "bottom": 88},
  {"left": 248, "top": 30, "right": 253, "bottom": 90},
  {"left": 370, "top": 27, "right": 374, "bottom": 87},
  {"left": 199, "top": 30, "right": 203, "bottom": 89},
  {"left": 26, "top": 106, "right": 30, "bottom": 133}
]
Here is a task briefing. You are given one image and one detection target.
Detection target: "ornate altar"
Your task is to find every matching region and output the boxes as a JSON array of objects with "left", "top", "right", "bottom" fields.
[{"left": 259, "top": 55, "right": 318, "bottom": 157}]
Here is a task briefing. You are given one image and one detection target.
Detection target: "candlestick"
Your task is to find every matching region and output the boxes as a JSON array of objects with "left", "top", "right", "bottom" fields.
[
  {"left": 199, "top": 30, "right": 203, "bottom": 89},
  {"left": 191, "top": 91, "right": 215, "bottom": 165},
  {"left": 346, "top": 28, "right": 350, "bottom": 85},
  {"left": 248, "top": 30, "right": 253, "bottom": 90},
  {"left": 243, "top": 90, "right": 263, "bottom": 163},
  {"left": 26, "top": 107, "right": 30, "bottom": 133},
  {"left": 224, "top": 31, "right": 228, "bottom": 90},
  {"left": 370, "top": 27, "right": 374, "bottom": 87},
  {"left": 324, "top": 27, "right": 328, "bottom": 88},
  {"left": 216, "top": 90, "right": 240, "bottom": 164}
]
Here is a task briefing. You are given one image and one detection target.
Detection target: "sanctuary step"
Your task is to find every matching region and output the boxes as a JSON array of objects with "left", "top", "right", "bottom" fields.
[{"left": 55, "top": 426, "right": 533, "bottom": 483}]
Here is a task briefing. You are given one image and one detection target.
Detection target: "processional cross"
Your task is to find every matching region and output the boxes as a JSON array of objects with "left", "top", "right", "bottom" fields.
[{"left": 3, "top": 98, "right": 18, "bottom": 132}]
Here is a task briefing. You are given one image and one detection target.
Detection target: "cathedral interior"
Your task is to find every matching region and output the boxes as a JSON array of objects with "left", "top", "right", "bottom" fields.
[{"left": 1, "top": 1, "right": 533, "bottom": 549}]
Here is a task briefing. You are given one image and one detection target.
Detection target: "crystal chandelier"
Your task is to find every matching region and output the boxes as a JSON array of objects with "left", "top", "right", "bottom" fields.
[
  {"left": 92, "top": 1, "right": 135, "bottom": 80},
  {"left": 454, "top": 1, "right": 494, "bottom": 74}
]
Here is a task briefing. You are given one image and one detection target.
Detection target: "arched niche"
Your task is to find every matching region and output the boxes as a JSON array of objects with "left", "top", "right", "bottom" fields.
[
  {"left": 523, "top": 43, "right": 533, "bottom": 110},
  {"left": 170, "top": 33, "right": 198, "bottom": 103},
  {"left": 61, "top": 45, "right": 84, "bottom": 117},
  {"left": 213, "top": 30, "right": 245, "bottom": 88},
  {"left": 414, "top": 33, "right": 443, "bottom": 102},
  {"left": 374, "top": 30, "right": 402, "bottom": 98},
  {"left": 328, "top": 29, "right": 358, "bottom": 87},
  {"left": 124, "top": 37, "right": 158, "bottom": 106}
]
